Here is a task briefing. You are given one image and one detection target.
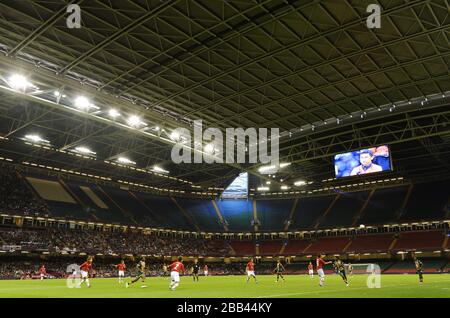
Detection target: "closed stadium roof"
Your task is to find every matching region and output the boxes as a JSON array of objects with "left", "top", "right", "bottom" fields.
[{"left": 0, "top": 0, "right": 449, "bottom": 195}]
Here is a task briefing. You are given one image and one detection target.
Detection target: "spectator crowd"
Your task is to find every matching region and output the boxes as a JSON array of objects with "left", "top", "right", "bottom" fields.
[
  {"left": 0, "top": 169, "right": 49, "bottom": 216},
  {"left": 0, "top": 227, "right": 232, "bottom": 256}
]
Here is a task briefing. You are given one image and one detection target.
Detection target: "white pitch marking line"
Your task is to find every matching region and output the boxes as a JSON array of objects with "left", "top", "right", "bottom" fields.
[{"left": 253, "top": 279, "right": 450, "bottom": 298}]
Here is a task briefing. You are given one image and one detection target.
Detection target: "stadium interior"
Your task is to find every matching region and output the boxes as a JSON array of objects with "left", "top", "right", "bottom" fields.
[{"left": 0, "top": 0, "right": 448, "bottom": 288}]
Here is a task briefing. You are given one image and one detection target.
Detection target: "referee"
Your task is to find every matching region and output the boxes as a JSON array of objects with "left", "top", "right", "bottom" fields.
[{"left": 192, "top": 259, "right": 200, "bottom": 282}]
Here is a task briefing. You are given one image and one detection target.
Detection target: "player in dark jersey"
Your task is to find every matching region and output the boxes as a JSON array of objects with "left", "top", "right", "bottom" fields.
[
  {"left": 274, "top": 260, "right": 285, "bottom": 283},
  {"left": 126, "top": 257, "right": 147, "bottom": 288},
  {"left": 192, "top": 259, "right": 200, "bottom": 282},
  {"left": 333, "top": 256, "right": 349, "bottom": 286},
  {"left": 413, "top": 256, "right": 424, "bottom": 284}
]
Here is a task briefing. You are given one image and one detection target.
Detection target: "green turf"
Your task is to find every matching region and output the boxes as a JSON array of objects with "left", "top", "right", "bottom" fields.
[{"left": 0, "top": 274, "right": 448, "bottom": 298}]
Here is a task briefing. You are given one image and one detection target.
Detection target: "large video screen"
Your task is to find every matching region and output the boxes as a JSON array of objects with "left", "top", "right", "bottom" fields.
[{"left": 334, "top": 145, "right": 392, "bottom": 178}]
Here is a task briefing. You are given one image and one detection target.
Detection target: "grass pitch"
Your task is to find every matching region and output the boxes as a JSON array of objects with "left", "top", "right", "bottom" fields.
[{"left": 0, "top": 274, "right": 448, "bottom": 298}]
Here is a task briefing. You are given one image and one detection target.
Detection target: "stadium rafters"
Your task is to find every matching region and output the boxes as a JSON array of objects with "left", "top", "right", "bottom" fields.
[{"left": 0, "top": 0, "right": 448, "bottom": 196}]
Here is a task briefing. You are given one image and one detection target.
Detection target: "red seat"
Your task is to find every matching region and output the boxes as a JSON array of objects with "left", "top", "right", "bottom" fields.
[
  {"left": 259, "top": 241, "right": 282, "bottom": 255},
  {"left": 230, "top": 241, "right": 255, "bottom": 255},
  {"left": 393, "top": 231, "right": 444, "bottom": 251},
  {"left": 346, "top": 234, "right": 394, "bottom": 253},
  {"left": 306, "top": 237, "right": 350, "bottom": 254}
]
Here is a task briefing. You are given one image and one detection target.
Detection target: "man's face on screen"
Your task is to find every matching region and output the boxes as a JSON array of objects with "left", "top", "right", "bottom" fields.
[{"left": 360, "top": 153, "right": 373, "bottom": 166}]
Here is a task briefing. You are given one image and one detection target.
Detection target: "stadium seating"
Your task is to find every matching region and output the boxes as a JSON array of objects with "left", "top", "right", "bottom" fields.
[
  {"left": 292, "top": 196, "right": 335, "bottom": 229},
  {"left": 84, "top": 185, "right": 134, "bottom": 224},
  {"left": 383, "top": 259, "right": 447, "bottom": 274},
  {"left": 97, "top": 186, "right": 157, "bottom": 226},
  {"left": 359, "top": 186, "right": 408, "bottom": 225},
  {"left": 258, "top": 240, "right": 283, "bottom": 255},
  {"left": 392, "top": 231, "right": 445, "bottom": 251},
  {"left": 401, "top": 181, "right": 449, "bottom": 221},
  {"left": 372, "top": 260, "right": 396, "bottom": 273},
  {"left": 175, "top": 198, "right": 223, "bottom": 232},
  {"left": 1, "top": 169, "right": 449, "bottom": 234},
  {"left": 424, "top": 259, "right": 448, "bottom": 273},
  {"left": 134, "top": 192, "right": 195, "bottom": 230},
  {"left": 43, "top": 201, "right": 84, "bottom": 220},
  {"left": 256, "top": 199, "right": 292, "bottom": 231},
  {"left": 204, "top": 240, "right": 233, "bottom": 256},
  {"left": 0, "top": 170, "right": 49, "bottom": 216},
  {"left": 25, "top": 176, "right": 86, "bottom": 220},
  {"left": 305, "top": 237, "right": 351, "bottom": 254},
  {"left": 63, "top": 180, "right": 135, "bottom": 223},
  {"left": 346, "top": 234, "right": 394, "bottom": 253},
  {"left": 230, "top": 241, "right": 255, "bottom": 256},
  {"left": 282, "top": 240, "right": 312, "bottom": 255},
  {"left": 215, "top": 200, "right": 253, "bottom": 232},
  {"left": 63, "top": 180, "right": 102, "bottom": 220},
  {"left": 320, "top": 191, "right": 369, "bottom": 228}
]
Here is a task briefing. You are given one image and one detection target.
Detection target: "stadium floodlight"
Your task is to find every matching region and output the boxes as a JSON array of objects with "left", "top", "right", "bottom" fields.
[
  {"left": 152, "top": 166, "right": 169, "bottom": 174},
  {"left": 281, "top": 185, "right": 290, "bottom": 190},
  {"left": 204, "top": 143, "right": 215, "bottom": 154},
  {"left": 74, "top": 96, "right": 91, "bottom": 109},
  {"left": 127, "top": 115, "right": 142, "bottom": 127},
  {"left": 108, "top": 109, "right": 120, "bottom": 118},
  {"left": 259, "top": 162, "right": 290, "bottom": 174},
  {"left": 258, "top": 165, "right": 276, "bottom": 173},
  {"left": 257, "top": 186, "right": 269, "bottom": 191},
  {"left": 8, "top": 74, "right": 32, "bottom": 91},
  {"left": 24, "top": 134, "right": 49, "bottom": 144},
  {"left": 74, "top": 146, "right": 96, "bottom": 155},
  {"left": 294, "top": 180, "right": 307, "bottom": 186},
  {"left": 54, "top": 91, "right": 61, "bottom": 97},
  {"left": 266, "top": 181, "right": 271, "bottom": 185},
  {"left": 170, "top": 131, "right": 180, "bottom": 141},
  {"left": 117, "top": 157, "right": 136, "bottom": 165}
]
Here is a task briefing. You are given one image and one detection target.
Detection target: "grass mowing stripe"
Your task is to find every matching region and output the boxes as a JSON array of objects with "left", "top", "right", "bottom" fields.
[
  {"left": 0, "top": 275, "right": 448, "bottom": 298},
  {"left": 256, "top": 278, "right": 450, "bottom": 298}
]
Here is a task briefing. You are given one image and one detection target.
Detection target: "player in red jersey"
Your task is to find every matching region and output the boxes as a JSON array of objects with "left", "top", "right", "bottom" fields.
[
  {"left": 78, "top": 256, "right": 93, "bottom": 288},
  {"left": 203, "top": 264, "right": 208, "bottom": 277},
  {"left": 38, "top": 265, "right": 46, "bottom": 281},
  {"left": 307, "top": 262, "right": 314, "bottom": 278},
  {"left": 246, "top": 258, "right": 258, "bottom": 284},
  {"left": 316, "top": 254, "right": 332, "bottom": 287},
  {"left": 115, "top": 260, "right": 126, "bottom": 284},
  {"left": 169, "top": 256, "right": 185, "bottom": 291}
]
